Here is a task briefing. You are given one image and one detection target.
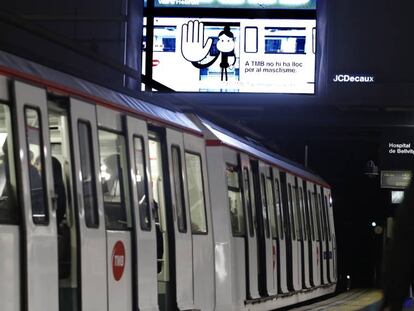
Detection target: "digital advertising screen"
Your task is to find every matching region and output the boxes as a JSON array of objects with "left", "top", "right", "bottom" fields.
[{"left": 143, "top": 17, "right": 316, "bottom": 94}]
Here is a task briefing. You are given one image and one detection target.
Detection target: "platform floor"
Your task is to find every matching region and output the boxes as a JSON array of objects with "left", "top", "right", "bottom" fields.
[{"left": 288, "top": 289, "right": 382, "bottom": 311}]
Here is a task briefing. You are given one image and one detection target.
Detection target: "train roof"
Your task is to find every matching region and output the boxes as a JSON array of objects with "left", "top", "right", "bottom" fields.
[
  {"left": 199, "top": 118, "right": 330, "bottom": 188},
  {"left": 0, "top": 50, "right": 201, "bottom": 134}
]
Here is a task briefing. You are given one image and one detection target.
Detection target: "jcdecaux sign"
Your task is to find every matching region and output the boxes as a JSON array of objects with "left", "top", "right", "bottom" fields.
[{"left": 332, "top": 74, "right": 375, "bottom": 83}]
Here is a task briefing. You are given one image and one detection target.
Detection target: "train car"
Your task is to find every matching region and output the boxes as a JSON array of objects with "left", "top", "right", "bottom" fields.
[
  {"left": 190, "top": 118, "right": 337, "bottom": 310},
  {"left": 0, "top": 49, "right": 335, "bottom": 311}
]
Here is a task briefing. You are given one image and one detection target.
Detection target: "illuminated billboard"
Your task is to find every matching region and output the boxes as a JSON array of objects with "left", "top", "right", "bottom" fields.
[
  {"left": 150, "top": 0, "right": 316, "bottom": 9},
  {"left": 143, "top": 17, "right": 316, "bottom": 93}
]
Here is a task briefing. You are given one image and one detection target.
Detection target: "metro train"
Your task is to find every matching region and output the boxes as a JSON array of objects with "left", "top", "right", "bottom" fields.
[{"left": 0, "top": 49, "right": 336, "bottom": 311}]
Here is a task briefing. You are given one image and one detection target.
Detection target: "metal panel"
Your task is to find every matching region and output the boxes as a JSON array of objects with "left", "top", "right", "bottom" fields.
[
  {"left": 97, "top": 105, "right": 123, "bottom": 132},
  {"left": 125, "top": 115, "right": 158, "bottom": 310},
  {"left": 166, "top": 128, "right": 194, "bottom": 310},
  {"left": 69, "top": 98, "right": 107, "bottom": 311},
  {"left": 183, "top": 133, "right": 214, "bottom": 311},
  {"left": 13, "top": 81, "right": 58, "bottom": 311},
  {"left": 107, "top": 231, "right": 133, "bottom": 311},
  {"left": 0, "top": 225, "right": 20, "bottom": 311}
]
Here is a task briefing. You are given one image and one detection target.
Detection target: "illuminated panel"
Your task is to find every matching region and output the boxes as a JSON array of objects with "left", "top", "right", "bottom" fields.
[
  {"left": 143, "top": 17, "right": 316, "bottom": 94},
  {"left": 149, "top": 0, "right": 316, "bottom": 9}
]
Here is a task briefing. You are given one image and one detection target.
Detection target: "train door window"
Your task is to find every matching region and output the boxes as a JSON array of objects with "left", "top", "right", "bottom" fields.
[
  {"left": 324, "top": 196, "right": 331, "bottom": 241},
  {"left": 274, "top": 179, "right": 284, "bottom": 239},
  {"left": 260, "top": 174, "right": 270, "bottom": 239},
  {"left": 98, "top": 130, "right": 131, "bottom": 230},
  {"left": 299, "top": 188, "right": 307, "bottom": 240},
  {"left": 243, "top": 167, "right": 254, "bottom": 237},
  {"left": 226, "top": 164, "right": 245, "bottom": 236},
  {"left": 25, "top": 107, "right": 48, "bottom": 225},
  {"left": 184, "top": 152, "right": 207, "bottom": 234},
  {"left": 317, "top": 193, "right": 325, "bottom": 241},
  {"left": 78, "top": 121, "right": 99, "bottom": 228},
  {"left": 171, "top": 146, "right": 187, "bottom": 233},
  {"left": 133, "top": 136, "right": 151, "bottom": 231},
  {"left": 266, "top": 176, "right": 277, "bottom": 239},
  {"left": 312, "top": 193, "right": 320, "bottom": 241},
  {"left": 0, "top": 104, "right": 17, "bottom": 224},
  {"left": 287, "top": 184, "right": 295, "bottom": 240},
  {"left": 292, "top": 186, "right": 301, "bottom": 240},
  {"left": 307, "top": 190, "right": 315, "bottom": 241}
]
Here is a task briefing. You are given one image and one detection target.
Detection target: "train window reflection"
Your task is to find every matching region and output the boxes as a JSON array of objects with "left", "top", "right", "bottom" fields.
[
  {"left": 266, "top": 176, "right": 278, "bottom": 239},
  {"left": 134, "top": 137, "right": 151, "bottom": 231},
  {"left": 275, "top": 179, "right": 284, "bottom": 239},
  {"left": 171, "top": 146, "right": 187, "bottom": 233},
  {"left": 185, "top": 152, "right": 207, "bottom": 234},
  {"left": 25, "top": 107, "right": 48, "bottom": 225},
  {"left": 0, "top": 104, "right": 17, "bottom": 224},
  {"left": 98, "top": 130, "right": 130, "bottom": 230},
  {"left": 243, "top": 168, "right": 254, "bottom": 237},
  {"left": 78, "top": 121, "right": 98, "bottom": 228},
  {"left": 227, "top": 164, "right": 245, "bottom": 236}
]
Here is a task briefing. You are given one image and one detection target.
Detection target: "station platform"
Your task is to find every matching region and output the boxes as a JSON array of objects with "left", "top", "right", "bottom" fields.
[{"left": 288, "top": 289, "right": 382, "bottom": 311}]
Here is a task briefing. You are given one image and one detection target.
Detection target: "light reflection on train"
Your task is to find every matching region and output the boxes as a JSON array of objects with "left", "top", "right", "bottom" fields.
[{"left": 0, "top": 50, "right": 336, "bottom": 311}]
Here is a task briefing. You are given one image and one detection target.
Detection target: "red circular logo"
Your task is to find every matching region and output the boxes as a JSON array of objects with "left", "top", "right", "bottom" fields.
[{"left": 112, "top": 241, "right": 125, "bottom": 281}]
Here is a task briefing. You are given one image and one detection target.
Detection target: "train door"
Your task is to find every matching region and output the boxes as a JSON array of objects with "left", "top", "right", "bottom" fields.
[
  {"left": 323, "top": 188, "right": 336, "bottom": 283},
  {"left": 13, "top": 81, "right": 59, "bottom": 311},
  {"left": 68, "top": 98, "right": 108, "bottom": 310},
  {"left": 316, "top": 186, "right": 328, "bottom": 284},
  {"left": 297, "top": 179, "right": 311, "bottom": 289},
  {"left": 149, "top": 128, "right": 194, "bottom": 310},
  {"left": 97, "top": 107, "right": 134, "bottom": 311},
  {"left": 125, "top": 116, "right": 158, "bottom": 310},
  {"left": 273, "top": 169, "right": 289, "bottom": 293},
  {"left": 264, "top": 167, "right": 278, "bottom": 295},
  {"left": 306, "top": 181, "right": 321, "bottom": 287},
  {"left": 183, "top": 133, "right": 214, "bottom": 310},
  {"left": 0, "top": 79, "right": 19, "bottom": 311},
  {"left": 250, "top": 160, "right": 270, "bottom": 296},
  {"left": 327, "top": 191, "right": 337, "bottom": 282},
  {"left": 286, "top": 173, "right": 302, "bottom": 291},
  {"left": 240, "top": 154, "right": 259, "bottom": 299}
]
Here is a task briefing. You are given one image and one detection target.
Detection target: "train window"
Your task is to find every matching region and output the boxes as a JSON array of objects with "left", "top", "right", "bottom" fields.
[
  {"left": 266, "top": 177, "right": 278, "bottom": 239},
  {"left": 171, "top": 146, "right": 187, "bottom": 233},
  {"left": 317, "top": 193, "right": 325, "bottom": 241},
  {"left": 98, "top": 130, "right": 130, "bottom": 230},
  {"left": 0, "top": 104, "right": 17, "bottom": 225},
  {"left": 287, "top": 184, "right": 295, "bottom": 240},
  {"left": 275, "top": 179, "right": 284, "bottom": 239},
  {"left": 227, "top": 164, "right": 245, "bottom": 236},
  {"left": 25, "top": 107, "right": 48, "bottom": 225},
  {"left": 185, "top": 152, "right": 207, "bottom": 234},
  {"left": 293, "top": 186, "right": 301, "bottom": 240},
  {"left": 312, "top": 192, "right": 320, "bottom": 241},
  {"left": 133, "top": 137, "right": 151, "bottom": 231},
  {"left": 299, "top": 187, "right": 308, "bottom": 240},
  {"left": 324, "top": 196, "right": 332, "bottom": 241},
  {"left": 260, "top": 174, "right": 270, "bottom": 239},
  {"left": 308, "top": 190, "right": 315, "bottom": 241},
  {"left": 243, "top": 168, "right": 254, "bottom": 237},
  {"left": 78, "top": 121, "right": 99, "bottom": 228}
]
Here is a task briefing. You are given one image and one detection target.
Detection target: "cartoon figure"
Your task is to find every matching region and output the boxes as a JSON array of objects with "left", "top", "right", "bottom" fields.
[{"left": 181, "top": 20, "right": 236, "bottom": 81}]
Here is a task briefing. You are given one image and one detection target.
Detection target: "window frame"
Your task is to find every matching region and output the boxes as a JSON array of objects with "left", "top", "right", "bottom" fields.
[
  {"left": 274, "top": 178, "right": 284, "bottom": 240},
  {"left": 242, "top": 167, "right": 255, "bottom": 238},
  {"left": 184, "top": 151, "right": 208, "bottom": 235}
]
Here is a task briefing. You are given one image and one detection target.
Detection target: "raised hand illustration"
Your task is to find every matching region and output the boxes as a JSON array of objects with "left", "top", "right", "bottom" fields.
[{"left": 181, "top": 20, "right": 213, "bottom": 62}]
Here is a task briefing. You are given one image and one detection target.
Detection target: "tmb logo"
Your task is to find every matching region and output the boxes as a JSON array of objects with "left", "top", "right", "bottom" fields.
[{"left": 333, "top": 74, "right": 375, "bottom": 83}]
